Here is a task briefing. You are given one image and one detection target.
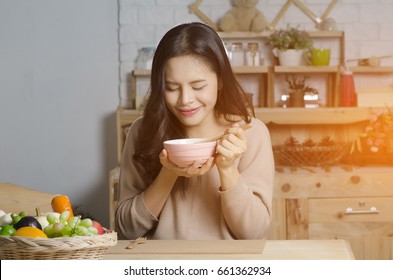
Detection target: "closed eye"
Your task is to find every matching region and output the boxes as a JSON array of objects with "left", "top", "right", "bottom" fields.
[
  {"left": 193, "top": 85, "right": 206, "bottom": 91},
  {"left": 166, "top": 86, "right": 179, "bottom": 92}
]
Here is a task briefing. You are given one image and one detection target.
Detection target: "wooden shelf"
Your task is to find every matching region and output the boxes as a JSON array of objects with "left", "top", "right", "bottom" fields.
[
  {"left": 132, "top": 69, "right": 151, "bottom": 76},
  {"left": 218, "top": 30, "right": 344, "bottom": 39},
  {"left": 218, "top": 31, "right": 267, "bottom": 39},
  {"left": 274, "top": 66, "right": 340, "bottom": 73},
  {"left": 117, "top": 107, "right": 372, "bottom": 126},
  {"left": 254, "top": 107, "right": 370, "bottom": 124},
  {"left": 232, "top": 66, "right": 269, "bottom": 73},
  {"left": 133, "top": 67, "right": 270, "bottom": 75},
  {"left": 131, "top": 31, "right": 346, "bottom": 109},
  {"left": 349, "top": 66, "right": 393, "bottom": 73}
]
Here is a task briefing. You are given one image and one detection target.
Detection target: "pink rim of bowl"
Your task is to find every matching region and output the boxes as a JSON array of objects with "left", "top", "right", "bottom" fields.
[{"left": 163, "top": 138, "right": 217, "bottom": 167}]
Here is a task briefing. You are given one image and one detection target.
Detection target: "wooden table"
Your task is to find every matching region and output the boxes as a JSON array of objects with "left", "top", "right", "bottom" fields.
[{"left": 104, "top": 239, "right": 355, "bottom": 260}]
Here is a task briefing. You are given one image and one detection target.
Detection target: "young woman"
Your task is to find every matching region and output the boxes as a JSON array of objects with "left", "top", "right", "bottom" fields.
[{"left": 116, "top": 22, "right": 274, "bottom": 240}]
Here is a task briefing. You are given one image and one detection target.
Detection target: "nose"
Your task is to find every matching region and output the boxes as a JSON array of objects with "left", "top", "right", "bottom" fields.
[{"left": 179, "top": 87, "right": 195, "bottom": 105}]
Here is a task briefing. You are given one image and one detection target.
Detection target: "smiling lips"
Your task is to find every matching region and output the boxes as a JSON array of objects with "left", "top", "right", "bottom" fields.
[{"left": 178, "top": 107, "right": 200, "bottom": 116}]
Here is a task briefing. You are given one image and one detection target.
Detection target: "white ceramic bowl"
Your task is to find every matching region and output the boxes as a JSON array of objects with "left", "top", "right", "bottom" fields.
[{"left": 163, "top": 138, "right": 217, "bottom": 167}]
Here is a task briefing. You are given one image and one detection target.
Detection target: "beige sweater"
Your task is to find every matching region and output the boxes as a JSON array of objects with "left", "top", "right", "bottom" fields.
[{"left": 116, "top": 117, "right": 274, "bottom": 240}]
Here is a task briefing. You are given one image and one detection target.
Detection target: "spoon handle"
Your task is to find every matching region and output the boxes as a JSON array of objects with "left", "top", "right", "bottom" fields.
[{"left": 200, "top": 123, "right": 252, "bottom": 143}]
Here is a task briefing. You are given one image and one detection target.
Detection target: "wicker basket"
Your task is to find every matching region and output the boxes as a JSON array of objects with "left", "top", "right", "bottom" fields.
[
  {"left": 0, "top": 231, "right": 117, "bottom": 260},
  {"left": 273, "top": 143, "right": 351, "bottom": 167}
]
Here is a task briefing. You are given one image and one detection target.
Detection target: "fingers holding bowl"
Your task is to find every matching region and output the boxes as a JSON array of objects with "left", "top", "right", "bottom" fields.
[{"left": 163, "top": 138, "right": 217, "bottom": 175}]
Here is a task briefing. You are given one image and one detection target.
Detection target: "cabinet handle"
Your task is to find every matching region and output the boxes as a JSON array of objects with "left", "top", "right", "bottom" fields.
[{"left": 345, "top": 207, "right": 380, "bottom": 215}]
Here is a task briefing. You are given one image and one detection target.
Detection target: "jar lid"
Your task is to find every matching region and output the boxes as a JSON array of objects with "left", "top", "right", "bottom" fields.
[
  {"left": 247, "top": 42, "right": 259, "bottom": 51},
  {"left": 232, "top": 42, "right": 243, "bottom": 49}
]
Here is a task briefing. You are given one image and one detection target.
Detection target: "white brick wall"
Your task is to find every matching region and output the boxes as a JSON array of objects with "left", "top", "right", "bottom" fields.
[{"left": 118, "top": 0, "right": 393, "bottom": 108}]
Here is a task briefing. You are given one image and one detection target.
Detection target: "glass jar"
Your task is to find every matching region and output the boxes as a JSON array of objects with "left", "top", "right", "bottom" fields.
[
  {"left": 136, "top": 47, "right": 155, "bottom": 70},
  {"left": 225, "top": 42, "right": 232, "bottom": 62},
  {"left": 246, "top": 42, "right": 261, "bottom": 66},
  {"left": 230, "top": 42, "right": 244, "bottom": 66}
]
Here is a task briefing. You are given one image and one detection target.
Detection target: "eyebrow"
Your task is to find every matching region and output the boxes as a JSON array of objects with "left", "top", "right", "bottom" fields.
[{"left": 165, "top": 79, "right": 207, "bottom": 85}]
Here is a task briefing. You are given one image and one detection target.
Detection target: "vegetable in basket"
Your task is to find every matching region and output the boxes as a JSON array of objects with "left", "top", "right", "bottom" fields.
[
  {"left": 0, "top": 225, "right": 16, "bottom": 236},
  {"left": 14, "top": 216, "right": 42, "bottom": 230},
  {"left": 35, "top": 208, "right": 60, "bottom": 229},
  {"left": 51, "top": 195, "right": 74, "bottom": 218},
  {"left": 0, "top": 212, "right": 12, "bottom": 226},
  {"left": 13, "top": 226, "right": 48, "bottom": 238}
]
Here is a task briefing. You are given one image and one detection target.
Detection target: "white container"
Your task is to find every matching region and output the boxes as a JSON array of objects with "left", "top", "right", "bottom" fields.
[
  {"left": 273, "top": 48, "right": 304, "bottom": 66},
  {"left": 246, "top": 42, "right": 260, "bottom": 66},
  {"left": 230, "top": 42, "right": 244, "bottom": 66},
  {"left": 225, "top": 42, "right": 232, "bottom": 61},
  {"left": 136, "top": 47, "right": 155, "bottom": 70}
]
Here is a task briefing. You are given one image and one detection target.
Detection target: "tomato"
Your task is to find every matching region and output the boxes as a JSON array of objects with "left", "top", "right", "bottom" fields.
[{"left": 12, "top": 226, "right": 48, "bottom": 238}]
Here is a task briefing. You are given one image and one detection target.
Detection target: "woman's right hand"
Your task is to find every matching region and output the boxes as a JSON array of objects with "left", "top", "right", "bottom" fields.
[{"left": 159, "top": 149, "right": 215, "bottom": 178}]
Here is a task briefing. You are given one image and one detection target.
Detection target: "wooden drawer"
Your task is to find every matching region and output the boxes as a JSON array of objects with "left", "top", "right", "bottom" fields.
[
  {"left": 308, "top": 197, "right": 393, "bottom": 239},
  {"left": 275, "top": 170, "right": 393, "bottom": 198},
  {"left": 309, "top": 197, "right": 393, "bottom": 223}
]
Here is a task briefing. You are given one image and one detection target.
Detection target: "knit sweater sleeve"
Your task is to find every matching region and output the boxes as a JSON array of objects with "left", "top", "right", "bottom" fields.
[
  {"left": 218, "top": 118, "right": 275, "bottom": 239},
  {"left": 115, "top": 117, "right": 158, "bottom": 240}
]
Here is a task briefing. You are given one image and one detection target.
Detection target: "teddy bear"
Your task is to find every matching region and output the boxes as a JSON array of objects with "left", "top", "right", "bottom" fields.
[{"left": 219, "top": 0, "right": 268, "bottom": 32}]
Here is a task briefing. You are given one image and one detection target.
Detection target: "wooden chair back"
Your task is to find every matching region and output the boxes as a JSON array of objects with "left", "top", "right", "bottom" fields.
[{"left": 109, "top": 108, "right": 140, "bottom": 230}]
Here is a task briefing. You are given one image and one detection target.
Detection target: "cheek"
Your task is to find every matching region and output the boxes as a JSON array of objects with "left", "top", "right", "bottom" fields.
[
  {"left": 210, "top": 94, "right": 218, "bottom": 106},
  {"left": 164, "top": 92, "right": 178, "bottom": 106},
  {"left": 203, "top": 87, "right": 218, "bottom": 105},
  {"left": 164, "top": 96, "right": 177, "bottom": 115}
]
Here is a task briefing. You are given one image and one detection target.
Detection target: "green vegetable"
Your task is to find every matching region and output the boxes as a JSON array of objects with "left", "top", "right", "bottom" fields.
[
  {"left": 11, "top": 213, "right": 22, "bottom": 224},
  {"left": 0, "top": 225, "right": 16, "bottom": 236}
]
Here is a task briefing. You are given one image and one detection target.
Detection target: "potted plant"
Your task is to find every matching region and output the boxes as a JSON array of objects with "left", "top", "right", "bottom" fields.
[
  {"left": 285, "top": 74, "right": 318, "bottom": 107},
  {"left": 266, "top": 25, "right": 313, "bottom": 66}
]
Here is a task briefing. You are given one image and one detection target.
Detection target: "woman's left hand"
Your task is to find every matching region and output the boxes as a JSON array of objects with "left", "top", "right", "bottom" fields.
[
  {"left": 160, "top": 149, "right": 215, "bottom": 178},
  {"left": 215, "top": 123, "right": 247, "bottom": 170}
]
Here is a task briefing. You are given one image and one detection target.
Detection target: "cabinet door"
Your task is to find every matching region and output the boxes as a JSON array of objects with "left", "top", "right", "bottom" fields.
[
  {"left": 308, "top": 196, "right": 393, "bottom": 259},
  {"left": 268, "top": 198, "right": 287, "bottom": 240}
]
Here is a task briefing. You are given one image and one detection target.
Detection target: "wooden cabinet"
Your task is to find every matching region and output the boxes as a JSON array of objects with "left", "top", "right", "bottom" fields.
[
  {"left": 130, "top": 31, "right": 345, "bottom": 109},
  {"left": 264, "top": 107, "right": 393, "bottom": 259},
  {"left": 111, "top": 107, "right": 393, "bottom": 259},
  {"left": 270, "top": 169, "right": 393, "bottom": 260},
  {"left": 220, "top": 31, "right": 344, "bottom": 108}
]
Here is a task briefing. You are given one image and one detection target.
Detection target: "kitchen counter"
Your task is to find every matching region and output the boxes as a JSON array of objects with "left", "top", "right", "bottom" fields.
[{"left": 103, "top": 239, "right": 355, "bottom": 260}]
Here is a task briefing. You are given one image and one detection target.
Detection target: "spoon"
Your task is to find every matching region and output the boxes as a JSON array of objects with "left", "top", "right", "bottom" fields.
[{"left": 196, "top": 123, "right": 252, "bottom": 143}]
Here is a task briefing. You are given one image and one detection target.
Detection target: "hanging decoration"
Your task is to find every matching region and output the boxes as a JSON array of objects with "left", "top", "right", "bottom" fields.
[
  {"left": 188, "top": 0, "right": 218, "bottom": 31},
  {"left": 291, "top": 0, "right": 337, "bottom": 30},
  {"left": 188, "top": 0, "right": 338, "bottom": 32}
]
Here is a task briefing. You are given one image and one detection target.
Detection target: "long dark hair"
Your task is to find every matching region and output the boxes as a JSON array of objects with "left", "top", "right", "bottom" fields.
[{"left": 133, "top": 22, "right": 253, "bottom": 187}]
